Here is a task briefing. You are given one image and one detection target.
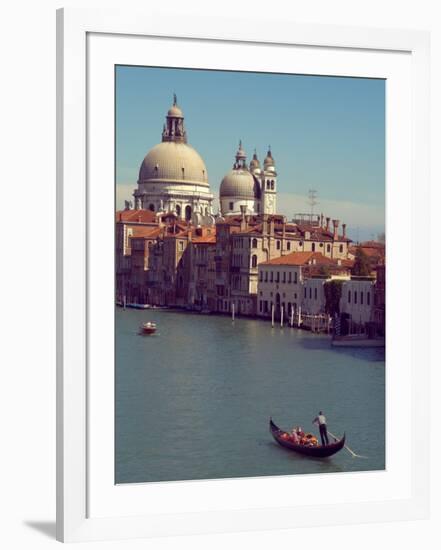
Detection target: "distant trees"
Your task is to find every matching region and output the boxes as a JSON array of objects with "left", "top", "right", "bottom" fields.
[
  {"left": 352, "top": 247, "right": 371, "bottom": 276},
  {"left": 324, "top": 279, "right": 343, "bottom": 317}
]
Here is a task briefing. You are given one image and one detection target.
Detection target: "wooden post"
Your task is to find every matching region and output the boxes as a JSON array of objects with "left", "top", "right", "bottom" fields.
[
  {"left": 123, "top": 294, "right": 126, "bottom": 310},
  {"left": 290, "top": 307, "right": 294, "bottom": 327},
  {"left": 280, "top": 306, "right": 284, "bottom": 327},
  {"left": 232, "top": 302, "right": 235, "bottom": 321},
  {"left": 271, "top": 304, "right": 275, "bottom": 327},
  {"left": 298, "top": 306, "right": 302, "bottom": 327}
]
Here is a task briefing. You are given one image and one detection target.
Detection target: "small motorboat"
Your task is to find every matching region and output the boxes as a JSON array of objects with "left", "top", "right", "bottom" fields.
[
  {"left": 140, "top": 321, "right": 157, "bottom": 335},
  {"left": 269, "top": 418, "right": 345, "bottom": 458}
]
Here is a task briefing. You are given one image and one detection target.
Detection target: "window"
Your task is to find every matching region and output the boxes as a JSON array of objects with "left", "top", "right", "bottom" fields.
[
  {"left": 252, "top": 255, "right": 257, "bottom": 268},
  {"left": 265, "top": 271, "right": 268, "bottom": 282},
  {"left": 149, "top": 203, "right": 155, "bottom": 212},
  {"left": 283, "top": 272, "right": 286, "bottom": 283},
  {"left": 271, "top": 180, "right": 275, "bottom": 190},
  {"left": 348, "top": 290, "right": 351, "bottom": 303},
  {"left": 354, "top": 291, "right": 358, "bottom": 304},
  {"left": 276, "top": 272, "right": 280, "bottom": 283},
  {"left": 312, "top": 243, "right": 316, "bottom": 252},
  {"left": 270, "top": 272, "right": 273, "bottom": 282},
  {"left": 361, "top": 292, "right": 364, "bottom": 305},
  {"left": 339, "top": 244, "right": 343, "bottom": 253},
  {"left": 314, "top": 288, "right": 318, "bottom": 300},
  {"left": 259, "top": 301, "right": 263, "bottom": 312},
  {"left": 176, "top": 204, "right": 181, "bottom": 217},
  {"left": 309, "top": 288, "right": 312, "bottom": 299},
  {"left": 179, "top": 241, "right": 184, "bottom": 252},
  {"left": 267, "top": 180, "right": 271, "bottom": 189},
  {"left": 276, "top": 240, "right": 281, "bottom": 250},
  {"left": 259, "top": 270, "right": 263, "bottom": 282},
  {"left": 288, "top": 272, "right": 292, "bottom": 283},
  {"left": 367, "top": 292, "right": 370, "bottom": 305},
  {"left": 252, "top": 238, "right": 258, "bottom": 248},
  {"left": 294, "top": 272, "right": 298, "bottom": 284},
  {"left": 287, "top": 241, "right": 291, "bottom": 250},
  {"left": 327, "top": 244, "right": 331, "bottom": 253},
  {"left": 304, "top": 287, "right": 307, "bottom": 298},
  {"left": 229, "top": 202, "right": 234, "bottom": 210}
]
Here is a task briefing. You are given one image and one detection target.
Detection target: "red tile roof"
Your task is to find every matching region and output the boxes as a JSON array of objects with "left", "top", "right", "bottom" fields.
[{"left": 260, "top": 251, "right": 335, "bottom": 266}]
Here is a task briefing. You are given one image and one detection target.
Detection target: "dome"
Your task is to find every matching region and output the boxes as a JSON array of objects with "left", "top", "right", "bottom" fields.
[
  {"left": 220, "top": 169, "right": 258, "bottom": 198},
  {"left": 138, "top": 142, "right": 209, "bottom": 186},
  {"left": 249, "top": 151, "right": 260, "bottom": 171},
  {"left": 264, "top": 149, "right": 275, "bottom": 168},
  {"left": 167, "top": 105, "right": 183, "bottom": 118}
]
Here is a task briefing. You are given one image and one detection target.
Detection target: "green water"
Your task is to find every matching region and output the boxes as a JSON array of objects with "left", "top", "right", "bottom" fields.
[{"left": 116, "top": 308, "right": 385, "bottom": 483}]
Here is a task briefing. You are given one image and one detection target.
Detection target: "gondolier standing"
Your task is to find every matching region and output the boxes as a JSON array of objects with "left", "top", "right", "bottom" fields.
[{"left": 313, "top": 411, "right": 329, "bottom": 446}]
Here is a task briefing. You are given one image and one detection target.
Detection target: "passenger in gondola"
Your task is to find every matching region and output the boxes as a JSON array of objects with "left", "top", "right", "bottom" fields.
[
  {"left": 313, "top": 411, "right": 329, "bottom": 446},
  {"left": 291, "top": 428, "right": 299, "bottom": 444}
]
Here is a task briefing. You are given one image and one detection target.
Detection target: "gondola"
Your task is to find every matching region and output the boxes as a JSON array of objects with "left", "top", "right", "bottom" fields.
[{"left": 269, "top": 418, "right": 345, "bottom": 458}]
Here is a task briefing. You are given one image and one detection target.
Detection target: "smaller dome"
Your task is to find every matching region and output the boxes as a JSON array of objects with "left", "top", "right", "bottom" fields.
[
  {"left": 264, "top": 148, "right": 275, "bottom": 168},
  {"left": 220, "top": 169, "right": 258, "bottom": 199},
  {"left": 249, "top": 151, "right": 260, "bottom": 171},
  {"left": 168, "top": 105, "right": 183, "bottom": 118}
]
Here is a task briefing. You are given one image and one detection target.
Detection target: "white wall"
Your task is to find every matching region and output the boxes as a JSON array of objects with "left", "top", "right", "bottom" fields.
[{"left": 1, "top": 1, "right": 439, "bottom": 550}]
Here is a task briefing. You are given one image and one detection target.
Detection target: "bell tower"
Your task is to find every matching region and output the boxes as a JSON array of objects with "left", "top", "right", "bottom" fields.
[{"left": 261, "top": 147, "right": 277, "bottom": 214}]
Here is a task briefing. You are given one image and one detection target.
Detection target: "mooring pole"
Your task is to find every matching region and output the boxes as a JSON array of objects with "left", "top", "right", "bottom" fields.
[
  {"left": 232, "top": 302, "right": 235, "bottom": 321},
  {"left": 271, "top": 304, "right": 275, "bottom": 327},
  {"left": 298, "top": 305, "right": 301, "bottom": 327},
  {"left": 280, "top": 306, "right": 284, "bottom": 327},
  {"left": 290, "top": 307, "right": 294, "bottom": 327}
]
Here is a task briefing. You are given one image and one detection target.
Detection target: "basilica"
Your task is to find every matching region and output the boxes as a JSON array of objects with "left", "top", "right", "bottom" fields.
[{"left": 132, "top": 95, "right": 277, "bottom": 220}]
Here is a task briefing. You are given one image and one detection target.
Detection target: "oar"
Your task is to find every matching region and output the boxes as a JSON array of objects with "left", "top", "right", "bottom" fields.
[{"left": 327, "top": 430, "right": 368, "bottom": 459}]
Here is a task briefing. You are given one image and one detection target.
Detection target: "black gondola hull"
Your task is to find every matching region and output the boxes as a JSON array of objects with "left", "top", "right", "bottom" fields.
[{"left": 270, "top": 418, "right": 345, "bottom": 458}]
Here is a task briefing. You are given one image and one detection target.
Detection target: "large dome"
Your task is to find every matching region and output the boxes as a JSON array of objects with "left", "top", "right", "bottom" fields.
[
  {"left": 220, "top": 169, "right": 259, "bottom": 199},
  {"left": 138, "top": 142, "right": 209, "bottom": 186}
]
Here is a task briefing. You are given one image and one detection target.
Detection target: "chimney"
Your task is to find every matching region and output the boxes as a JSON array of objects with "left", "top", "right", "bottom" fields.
[
  {"left": 342, "top": 223, "right": 347, "bottom": 239},
  {"left": 240, "top": 205, "right": 247, "bottom": 232},
  {"left": 325, "top": 217, "right": 330, "bottom": 232},
  {"left": 262, "top": 213, "right": 269, "bottom": 235},
  {"left": 269, "top": 217, "right": 275, "bottom": 237},
  {"left": 332, "top": 219, "right": 340, "bottom": 240}
]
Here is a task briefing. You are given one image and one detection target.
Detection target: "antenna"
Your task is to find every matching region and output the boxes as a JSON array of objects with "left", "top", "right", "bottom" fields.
[{"left": 308, "top": 189, "right": 318, "bottom": 218}]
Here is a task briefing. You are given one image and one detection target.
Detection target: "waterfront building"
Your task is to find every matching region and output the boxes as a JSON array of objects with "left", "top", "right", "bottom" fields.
[
  {"left": 373, "top": 264, "right": 386, "bottom": 335},
  {"left": 115, "top": 208, "right": 162, "bottom": 303},
  {"left": 219, "top": 143, "right": 277, "bottom": 216},
  {"left": 257, "top": 251, "right": 351, "bottom": 321},
  {"left": 133, "top": 95, "right": 214, "bottom": 222},
  {"left": 339, "top": 278, "right": 376, "bottom": 327},
  {"left": 214, "top": 213, "right": 351, "bottom": 316}
]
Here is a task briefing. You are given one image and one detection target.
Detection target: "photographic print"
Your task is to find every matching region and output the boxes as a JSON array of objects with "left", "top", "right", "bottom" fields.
[{"left": 115, "top": 66, "right": 385, "bottom": 484}]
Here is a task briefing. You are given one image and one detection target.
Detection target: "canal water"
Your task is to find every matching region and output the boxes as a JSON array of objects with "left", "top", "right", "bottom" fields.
[{"left": 115, "top": 308, "right": 385, "bottom": 484}]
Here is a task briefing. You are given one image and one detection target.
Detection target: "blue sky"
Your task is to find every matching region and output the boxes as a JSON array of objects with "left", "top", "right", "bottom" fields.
[{"left": 116, "top": 65, "right": 385, "bottom": 241}]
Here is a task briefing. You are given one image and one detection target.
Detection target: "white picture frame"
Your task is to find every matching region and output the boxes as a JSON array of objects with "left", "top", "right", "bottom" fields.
[{"left": 56, "top": 7, "right": 430, "bottom": 543}]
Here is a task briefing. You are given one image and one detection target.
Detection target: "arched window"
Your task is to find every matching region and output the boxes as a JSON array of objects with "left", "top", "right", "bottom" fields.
[
  {"left": 267, "top": 180, "right": 271, "bottom": 190},
  {"left": 252, "top": 255, "right": 257, "bottom": 268},
  {"left": 252, "top": 238, "right": 258, "bottom": 249},
  {"left": 276, "top": 240, "right": 281, "bottom": 250},
  {"left": 229, "top": 202, "right": 234, "bottom": 210},
  {"left": 175, "top": 204, "right": 181, "bottom": 217},
  {"left": 271, "top": 180, "right": 275, "bottom": 190},
  {"left": 149, "top": 203, "right": 155, "bottom": 212},
  {"left": 185, "top": 205, "right": 192, "bottom": 221},
  {"left": 312, "top": 243, "right": 316, "bottom": 252}
]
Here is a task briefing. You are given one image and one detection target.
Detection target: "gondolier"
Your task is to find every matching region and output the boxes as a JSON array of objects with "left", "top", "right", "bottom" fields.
[{"left": 313, "top": 411, "right": 329, "bottom": 446}]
